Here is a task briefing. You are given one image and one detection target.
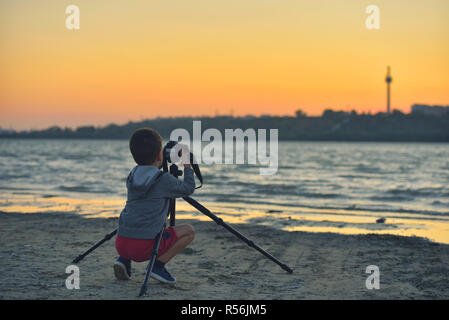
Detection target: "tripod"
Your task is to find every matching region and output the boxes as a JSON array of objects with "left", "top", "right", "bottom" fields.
[
  {"left": 72, "top": 163, "right": 293, "bottom": 296},
  {"left": 138, "top": 163, "right": 182, "bottom": 296}
]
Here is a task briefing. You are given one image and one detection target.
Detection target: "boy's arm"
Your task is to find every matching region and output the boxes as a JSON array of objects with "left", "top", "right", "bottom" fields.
[{"left": 161, "top": 167, "right": 196, "bottom": 198}]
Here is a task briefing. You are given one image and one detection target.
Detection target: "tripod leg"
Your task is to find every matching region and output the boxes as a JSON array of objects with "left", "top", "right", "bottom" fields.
[
  {"left": 139, "top": 225, "right": 166, "bottom": 297},
  {"left": 72, "top": 229, "right": 117, "bottom": 264},
  {"left": 183, "top": 197, "right": 293, "bottom": 274},
  {"left": 169, "top": 198, "right": 176, "bottom": 227}
]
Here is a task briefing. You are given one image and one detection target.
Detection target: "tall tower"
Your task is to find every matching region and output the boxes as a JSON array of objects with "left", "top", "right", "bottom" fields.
[{"left": 385, "top": 66, "right": 392, "bottom": 114}]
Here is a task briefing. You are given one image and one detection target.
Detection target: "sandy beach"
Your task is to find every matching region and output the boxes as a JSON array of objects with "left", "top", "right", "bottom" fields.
[{"left": 1, "top": 210, "right": 448, "bottom": 300}]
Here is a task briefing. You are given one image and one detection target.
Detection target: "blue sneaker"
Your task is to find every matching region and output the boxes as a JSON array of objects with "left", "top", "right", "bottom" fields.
[
  {"left": 114, "top": 257, "right": 132, "bottom": 280},
  {"left": 151, "top": 265, "right": 176, "bottom": 284}
]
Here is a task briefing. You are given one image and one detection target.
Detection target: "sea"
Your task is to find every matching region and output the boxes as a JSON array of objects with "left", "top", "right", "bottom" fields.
[{"left": 1, "top": 139, "right": 449, "bottom": 243}]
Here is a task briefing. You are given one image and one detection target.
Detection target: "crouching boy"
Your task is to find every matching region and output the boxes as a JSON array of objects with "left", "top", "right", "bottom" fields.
[{"left": 114, "top": 128, "right": 195, "bottom": 284}]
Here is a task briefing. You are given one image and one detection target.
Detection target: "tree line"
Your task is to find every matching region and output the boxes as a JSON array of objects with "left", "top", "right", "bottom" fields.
[{"left": 1, "top": 109, "right": 449, "bottom": 142}]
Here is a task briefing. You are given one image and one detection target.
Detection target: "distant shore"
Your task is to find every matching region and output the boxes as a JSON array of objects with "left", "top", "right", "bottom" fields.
[
  {"left": 1, "top": 210, "right": 449, "bottom": 299},
  {"left": 1, "top": 111, "right": 449, "bottom": 142}
]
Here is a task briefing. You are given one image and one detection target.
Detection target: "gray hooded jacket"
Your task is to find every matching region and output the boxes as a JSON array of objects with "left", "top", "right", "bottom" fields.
[{"left": 118, "top": 165, "right": 195, "bottom": 239}]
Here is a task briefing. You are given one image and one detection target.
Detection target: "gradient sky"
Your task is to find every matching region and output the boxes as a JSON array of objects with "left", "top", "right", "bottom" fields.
[{"left": 1, "top": 0, "right": 448, "bottom": 130}]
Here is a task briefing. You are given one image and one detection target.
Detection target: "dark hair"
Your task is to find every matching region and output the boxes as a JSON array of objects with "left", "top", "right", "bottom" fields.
[{"left": 129, "top": 128, "right": 162, "bottom": 165}]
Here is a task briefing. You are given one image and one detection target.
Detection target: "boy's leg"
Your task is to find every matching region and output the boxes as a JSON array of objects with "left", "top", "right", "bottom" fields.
[{"left": 157, "top": 224, "right": 195, "bottom": 263}]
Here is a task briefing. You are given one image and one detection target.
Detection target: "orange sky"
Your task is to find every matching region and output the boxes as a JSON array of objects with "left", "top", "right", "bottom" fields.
[{"left": 1, "top": 0, "right": 448, "bottom": 130}]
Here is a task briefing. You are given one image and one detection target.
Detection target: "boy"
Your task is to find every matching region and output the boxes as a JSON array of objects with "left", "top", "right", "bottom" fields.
[{"left": 113, "top": 128, "right": 195, "bottom": 284}]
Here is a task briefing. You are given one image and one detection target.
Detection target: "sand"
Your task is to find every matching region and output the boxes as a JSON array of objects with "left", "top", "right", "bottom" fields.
[{"left": 1, "top": 210, "right": 448, "bottom": 300}]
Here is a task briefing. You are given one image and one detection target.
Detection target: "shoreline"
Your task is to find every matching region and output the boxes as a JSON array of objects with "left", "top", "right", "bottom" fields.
[
  {"left": 2, "top": 192, "right": 449, "bottom": 245},
  {"left": 1, "top": 210, "right": 449, "bottom": 299}
]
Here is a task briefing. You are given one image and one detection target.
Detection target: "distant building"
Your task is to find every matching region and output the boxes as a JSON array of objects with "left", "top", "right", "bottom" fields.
[
  {"left": 411, "top": 104, "right": 449, "bottom": 115},
  {"left": 385, "top": 66, "right": 393, "bottom": 114}
]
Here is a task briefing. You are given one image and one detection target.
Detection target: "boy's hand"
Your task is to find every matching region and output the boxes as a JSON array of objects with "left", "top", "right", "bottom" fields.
[
  {"left": 179, "top": 144, "right": 191, "bottom": 167},
  {"left": 171, "top": 144, "right": 192, "bottom": 167}
]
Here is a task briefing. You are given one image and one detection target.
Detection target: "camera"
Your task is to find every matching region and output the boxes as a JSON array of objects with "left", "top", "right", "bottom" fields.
[
  {"left": 162, "top": 140, "right": 180, "bottom": 164},
  {"left": 162, "top": 141, "right": 203, "bottom": 189}
]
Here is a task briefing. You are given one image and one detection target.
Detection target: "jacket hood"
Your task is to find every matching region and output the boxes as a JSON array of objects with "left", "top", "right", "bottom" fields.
[{"left": 126, "top": 165, "right": 162, "bottom": 199}]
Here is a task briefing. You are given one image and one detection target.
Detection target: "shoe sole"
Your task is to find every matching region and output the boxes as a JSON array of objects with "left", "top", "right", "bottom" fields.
[
  {"left": 150, "top": 272, "right": 176, "bottom": 284},
  {"left": 113, "top": 262, "right": 131, "bottom": 280}
]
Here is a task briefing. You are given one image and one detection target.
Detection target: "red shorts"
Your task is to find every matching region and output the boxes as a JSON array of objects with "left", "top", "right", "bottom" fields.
[{"left": 115, "top": 227, "right": 178, "bottom": 262}]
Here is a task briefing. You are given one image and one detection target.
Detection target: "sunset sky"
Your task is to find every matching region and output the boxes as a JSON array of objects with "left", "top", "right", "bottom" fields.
[{"left": 1, "top": 0, "right": 448, "bottom": 130}]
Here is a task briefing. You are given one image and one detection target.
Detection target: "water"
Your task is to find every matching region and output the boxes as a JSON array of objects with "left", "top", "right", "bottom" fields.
[{"left": 1, "top": 139, "right": 449, "bottom": 243}]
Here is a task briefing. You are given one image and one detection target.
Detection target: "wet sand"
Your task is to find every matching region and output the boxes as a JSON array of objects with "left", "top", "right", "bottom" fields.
[{"left": 1, "top": 210, "right": 448, "bottom": 299}]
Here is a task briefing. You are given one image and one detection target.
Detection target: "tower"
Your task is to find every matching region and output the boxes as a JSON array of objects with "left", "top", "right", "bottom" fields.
[{"left": 385, "top": 66, "right": 392, "bottom": 114}]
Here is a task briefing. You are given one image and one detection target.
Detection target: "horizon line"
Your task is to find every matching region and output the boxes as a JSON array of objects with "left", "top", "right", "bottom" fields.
[{"left": 2, "top": 105, "right": 449, "bottom": 133}]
